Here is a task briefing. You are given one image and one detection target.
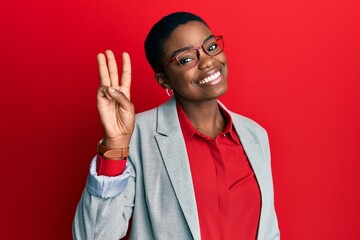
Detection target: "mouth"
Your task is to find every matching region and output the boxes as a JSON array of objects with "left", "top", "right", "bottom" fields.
[{"left": 197, "top": 70, "right": 222, "bottom": 86}]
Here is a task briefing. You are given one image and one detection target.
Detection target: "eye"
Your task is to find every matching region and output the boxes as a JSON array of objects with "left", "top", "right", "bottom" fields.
[
  {"left": 207, "top": 42, "right": 218, "bottom": 52},
  {"left": 179, "top": 57, "right": 195, "bottom": 65},
  {"left": 177, "top": 50, "right": 197, "bottom": 66}
]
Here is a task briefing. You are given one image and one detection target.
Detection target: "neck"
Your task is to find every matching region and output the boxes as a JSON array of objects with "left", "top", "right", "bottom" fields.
[{"left": 176, "top": 98, "right": 226, "bottom": 138}]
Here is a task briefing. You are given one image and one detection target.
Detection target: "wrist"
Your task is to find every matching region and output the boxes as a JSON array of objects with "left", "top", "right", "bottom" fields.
[
  {"left": 98, "top": 140, "right": 129, "bottom": 160},
  {"left": 102, "top": 135, "right": 131, "bottom": 149}
]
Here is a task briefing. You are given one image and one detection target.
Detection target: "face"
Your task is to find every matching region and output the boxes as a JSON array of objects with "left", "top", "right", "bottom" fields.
[{"left": 156, "top": 21, "right": 228, "bottom": 104}]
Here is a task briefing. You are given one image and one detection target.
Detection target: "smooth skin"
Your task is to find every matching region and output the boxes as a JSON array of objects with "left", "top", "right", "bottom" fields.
[
  {"left": 96, "top": 51, "right": 134, "bottom": 151},
  {"left": 97, "top": 21, "right": 228, "bottom": 153},
  {"left": 156, "top": 21, "right": 229, "bottom": 137}
]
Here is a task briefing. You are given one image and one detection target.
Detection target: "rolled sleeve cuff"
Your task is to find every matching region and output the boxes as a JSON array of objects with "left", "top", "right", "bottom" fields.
[{"left": 86, "top": 156, "right": 132, "bottom": 198}]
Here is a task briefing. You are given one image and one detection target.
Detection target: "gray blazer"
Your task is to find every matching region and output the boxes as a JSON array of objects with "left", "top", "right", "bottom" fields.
[{"left": 73, "top": 98, "right": 280, "bottom": 240}]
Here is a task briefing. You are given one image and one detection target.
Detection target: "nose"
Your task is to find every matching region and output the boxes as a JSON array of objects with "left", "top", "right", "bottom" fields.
[{"left": 197, "top": 49, "right": 215, "bottom": 69}]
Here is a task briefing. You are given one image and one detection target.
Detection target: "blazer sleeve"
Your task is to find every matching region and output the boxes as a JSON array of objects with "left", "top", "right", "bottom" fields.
[{"left": 72, "top": 156, "right": 136, "bottom": 240}]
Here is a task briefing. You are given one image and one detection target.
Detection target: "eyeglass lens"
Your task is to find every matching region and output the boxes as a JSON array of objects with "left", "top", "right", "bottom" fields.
[{"left": 176, "top": 36, "right": 224, "bottom": 68}]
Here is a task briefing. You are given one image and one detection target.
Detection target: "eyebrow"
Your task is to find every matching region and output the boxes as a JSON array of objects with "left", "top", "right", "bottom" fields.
[{"left": 170, "top": 34, "right": 215, "bottom": 58}]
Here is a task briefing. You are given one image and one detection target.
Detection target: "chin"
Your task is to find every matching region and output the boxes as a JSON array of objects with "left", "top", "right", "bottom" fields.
[
  {"left": 216, "top": 84, "right": 228, "bottom": 98},
  {"left": 210, "top": 81, "right": 228, "bottom": 100}
]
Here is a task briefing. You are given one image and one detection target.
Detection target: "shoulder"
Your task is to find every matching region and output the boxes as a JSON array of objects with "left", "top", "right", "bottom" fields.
[
  {"left": 232, "top": 112, "right": 268, "bottom": 141},
  {"left": 231, "top": 112, "right": 267, "bottom": 134},
  {"left": 135, "top": 107, "right": 157, "bottom": 123},
  {"left": 228, "top": 111, "right": 272, "bottom": 162},
  {"left": 134, "top": 98, "right": 175, "bottom": 126},
  {"left": 219, "top": 102, "right": 270, "bottom": 147},
  {"left": 219, "top": 101, "right": 267, "bottom": 135}
]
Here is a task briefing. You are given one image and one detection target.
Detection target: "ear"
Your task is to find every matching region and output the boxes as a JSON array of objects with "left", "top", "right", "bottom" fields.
[{"left": 155, "top": 72, "right": 171, "bottom": 89}]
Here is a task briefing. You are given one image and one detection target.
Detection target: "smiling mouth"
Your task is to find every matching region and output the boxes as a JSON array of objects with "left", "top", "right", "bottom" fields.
[{"left": 198, "top": 70, "right": 221, "bottom": 85}]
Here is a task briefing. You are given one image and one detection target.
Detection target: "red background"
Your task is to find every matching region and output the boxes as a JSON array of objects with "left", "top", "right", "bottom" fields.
[{"left": 1, "top": 0, "right": 359, "bottom": 239}]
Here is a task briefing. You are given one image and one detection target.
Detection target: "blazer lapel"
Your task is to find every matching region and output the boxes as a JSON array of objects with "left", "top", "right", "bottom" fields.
[
  {"left": 154, "top": 98, "right": 201, "bottom": 240},
  {"left": 218, "top": 102, "right": 270, "bottom": 199},
  {"left": 228, "top": 110, "right": 272, "bottom": 236},
  {"left": 231, "top": 117, "right": 268, "bottom": 188}
]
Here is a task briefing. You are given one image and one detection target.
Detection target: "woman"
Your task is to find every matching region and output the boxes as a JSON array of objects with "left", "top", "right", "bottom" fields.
[{"left": 73, "top": 12, "right": 280, "bottom": 240}]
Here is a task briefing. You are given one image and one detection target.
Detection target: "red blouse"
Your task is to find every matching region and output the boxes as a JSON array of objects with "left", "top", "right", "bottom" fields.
[{"left": 177, "top": 103, "right": 261, "bottom": 240}]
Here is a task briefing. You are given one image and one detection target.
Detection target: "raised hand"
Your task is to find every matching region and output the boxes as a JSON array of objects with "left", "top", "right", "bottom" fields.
[{"left": 96, "top": 50, "right": 135, "bottom": 149}]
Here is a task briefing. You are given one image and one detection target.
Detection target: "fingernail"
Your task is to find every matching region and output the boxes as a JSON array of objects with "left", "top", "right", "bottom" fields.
[{"left": 109, "top": 87, "right": 115, "bottom": 93}]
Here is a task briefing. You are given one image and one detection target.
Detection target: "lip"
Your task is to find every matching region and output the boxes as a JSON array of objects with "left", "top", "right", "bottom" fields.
[{"left": 196, "top": 67, "right": 223, "bottom": 87}]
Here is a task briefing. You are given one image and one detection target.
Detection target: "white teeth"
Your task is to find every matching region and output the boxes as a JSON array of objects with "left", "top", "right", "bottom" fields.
[{"left": 199, "top": 71, "right": 220, "bottom": 85}]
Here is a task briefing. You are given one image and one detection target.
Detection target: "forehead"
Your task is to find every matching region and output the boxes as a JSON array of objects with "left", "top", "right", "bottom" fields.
[{"left": 162, "top": 21, "right": 212, "bottom": 55}]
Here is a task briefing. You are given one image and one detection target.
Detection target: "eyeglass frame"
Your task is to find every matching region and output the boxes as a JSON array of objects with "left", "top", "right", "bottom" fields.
[{"left": 158, "top": 35, "right": 224, "bottom": 71}]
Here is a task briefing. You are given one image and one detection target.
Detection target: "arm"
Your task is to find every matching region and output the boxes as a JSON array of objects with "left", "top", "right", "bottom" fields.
[
  {"left": 73, "top": 50, "right": 136, "bottom": 239},
  {"left": 72, "top": 156, "right": 136, "bottom": 240}
]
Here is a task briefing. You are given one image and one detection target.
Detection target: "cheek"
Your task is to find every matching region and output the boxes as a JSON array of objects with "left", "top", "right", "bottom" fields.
[
  {"left": 166, "top": 69, "right": 195, "bottom": 87},
  {"left": 218, "top": 54, "right": 228, "bottom": 75},
  {"left": 218, "top": 53, "right": 227, "bottom": 64}
]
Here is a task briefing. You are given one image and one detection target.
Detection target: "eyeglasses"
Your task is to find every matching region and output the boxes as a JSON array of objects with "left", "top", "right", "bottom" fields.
[{"left": 161, "top": 35, "right": 224, "bottom": 70}]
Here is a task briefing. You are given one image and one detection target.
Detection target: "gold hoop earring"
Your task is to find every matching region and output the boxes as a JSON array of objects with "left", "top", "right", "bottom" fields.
[{"left": 166, "top": 88, "right": 174, "bottom": 97}]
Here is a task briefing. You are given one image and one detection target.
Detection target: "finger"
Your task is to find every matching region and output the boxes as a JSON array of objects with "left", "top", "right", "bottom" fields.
[
  {"left": 105, "top": 50, "right": 119, "bottom": 87},
  {"left": 108, "top": 87, "right": 134, "bottom": 112},
  {"left": 97, "top": 87, "right": 112, "bottom": 100},
  {"left": 97, "top": 53, "right": 111, "bottom": 86},
  {"left": 121, "top": 52, "right": 132, "bottom": 92}
]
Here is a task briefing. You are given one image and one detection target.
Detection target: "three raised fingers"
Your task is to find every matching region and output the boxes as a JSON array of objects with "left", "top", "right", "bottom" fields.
[{"left": 97, "top": 50, "right": 132, "bottom": 95}]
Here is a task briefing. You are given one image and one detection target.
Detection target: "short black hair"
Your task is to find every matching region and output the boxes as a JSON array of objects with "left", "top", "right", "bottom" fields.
[{"left": 144, "top": 12, "right": 208, "bottom": 72}]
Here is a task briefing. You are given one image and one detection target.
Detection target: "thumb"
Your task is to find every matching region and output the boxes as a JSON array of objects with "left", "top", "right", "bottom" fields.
[{"left": 108, "top": 87, "right": 134, "bottom": 112}]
